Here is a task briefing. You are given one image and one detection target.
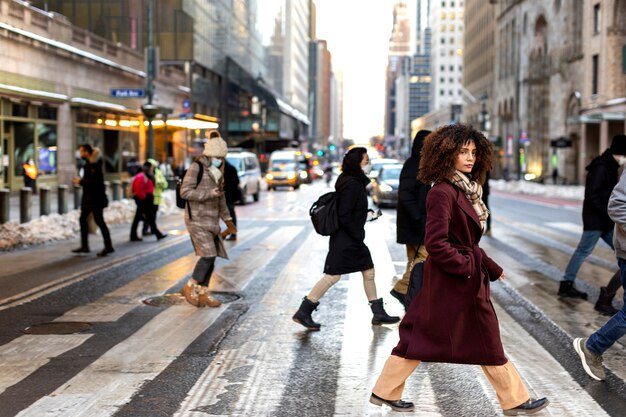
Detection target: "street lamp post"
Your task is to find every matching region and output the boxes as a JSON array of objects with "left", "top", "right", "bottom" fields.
[{"left": 142, "top": 0, "right": 156, "bottom": 159}]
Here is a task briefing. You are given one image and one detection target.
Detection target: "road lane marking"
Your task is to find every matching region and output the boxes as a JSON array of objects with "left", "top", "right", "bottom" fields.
[
  {"left": 0, "top": 334, "right": 92, "bottom": 395},
  {"left": 173, "top": 230, "right": 326, "bottom": 417},
  {"left": 209, "top": 226, "right": 305, "bottom": 292},
  {"left": 54, "top": 227, "right": 266, "bottom": 322},
  {"left": 16, "top": 305, "right": 226, "bottom": 417}
]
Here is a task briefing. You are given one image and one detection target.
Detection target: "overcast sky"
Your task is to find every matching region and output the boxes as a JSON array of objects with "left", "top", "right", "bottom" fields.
[{"left": 259, "top": 1, "right": 415, "bottom": 143}]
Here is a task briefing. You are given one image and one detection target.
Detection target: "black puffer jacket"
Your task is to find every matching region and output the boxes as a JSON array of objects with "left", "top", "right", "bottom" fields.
[
  {"left": 583, "top": 149, "right": 619, "bottom": 231},
  {"left": 396, "top": 130, "right": 431, "bottom": 245},
  {"left": 324, "top": 172, "right": 374, "bottom": 275}
]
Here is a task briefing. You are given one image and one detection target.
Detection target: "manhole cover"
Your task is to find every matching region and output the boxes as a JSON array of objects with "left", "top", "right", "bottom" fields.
[
  {"left": 142, "top": 292, "right": 240, "bottom": 307},
  {"left": 143, "top": 294, "right": 182, "bottom": 307},
  {"left": 22, "top": 322, "right": 92, "bottom": 335}
]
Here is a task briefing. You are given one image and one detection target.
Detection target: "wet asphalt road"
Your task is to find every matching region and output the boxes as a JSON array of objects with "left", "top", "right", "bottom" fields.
[{"left": 0, "top": 180, "right": 624, "bottom": 416}]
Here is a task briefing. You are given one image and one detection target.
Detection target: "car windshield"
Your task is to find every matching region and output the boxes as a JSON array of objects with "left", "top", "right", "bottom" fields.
[
  {"left": 226, "top": 157, "right": 243, "bottom": 171},
  {"left": 271, "top": 161, "right": 296, "bottom": 172},
  {"left": 380, "top": 167, "right": 401, "bottom": 181}
]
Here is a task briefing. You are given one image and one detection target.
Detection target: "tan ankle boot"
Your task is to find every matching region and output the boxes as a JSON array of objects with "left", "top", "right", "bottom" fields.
[
  {"left": 197, "top": 289, "right": 221, "bottom": 308},
  {"left": 180, "top": 284, "right": 199, "bottom": 306}
]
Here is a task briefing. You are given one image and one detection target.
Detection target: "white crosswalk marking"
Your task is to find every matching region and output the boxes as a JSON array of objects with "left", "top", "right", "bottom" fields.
[
  {"left": 0, "top": 334, "right": 92, "bottom": 395},
  {"left": 173, "top": 230, "right": 327, "bottom": 416},
  {"left": 16, "top": 305, "right": 227, "bottom": 417}
]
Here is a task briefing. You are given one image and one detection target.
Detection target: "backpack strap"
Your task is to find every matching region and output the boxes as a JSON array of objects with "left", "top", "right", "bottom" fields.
[{"left": 186, "top": 159, "right": 205, "bottom": 220}]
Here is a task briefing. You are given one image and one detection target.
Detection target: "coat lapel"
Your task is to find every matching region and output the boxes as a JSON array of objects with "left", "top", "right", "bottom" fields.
[{"left": 456, "top": 188, "right": 482, "bottom": 229}]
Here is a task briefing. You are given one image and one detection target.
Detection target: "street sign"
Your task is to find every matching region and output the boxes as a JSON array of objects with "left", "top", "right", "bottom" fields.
[{"left": 110, "top": 88, "right": 145, "bottom": 98}]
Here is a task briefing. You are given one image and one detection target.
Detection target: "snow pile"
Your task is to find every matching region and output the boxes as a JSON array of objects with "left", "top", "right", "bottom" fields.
[
  {"left": 0, "top": 190, "right": 182, "bottom": 251},
  {"left": 490, "top": 180, "right": 584, "bottom": 201}
]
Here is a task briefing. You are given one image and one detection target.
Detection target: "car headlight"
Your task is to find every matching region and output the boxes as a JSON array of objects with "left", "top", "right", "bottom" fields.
[
  {"left": 379, "top": 183, "right": 393, "bottom": 192},
  {"left": 299, "top": 171, "right": 308, "bottom": 179},
  {"left": 266, "top": 173, "right": 274, "bottom": 180},
  {"left": 287, "top": 172, "right": 296, "bottom": 180}
]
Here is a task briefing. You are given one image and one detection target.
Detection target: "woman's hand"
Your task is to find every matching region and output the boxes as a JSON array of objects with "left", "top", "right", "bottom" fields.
[
  {"left": 209, "top": 188, "right": 224, "bottom": 198},
  {"left": 499, "top": 272, "right": 506, "bottom": 281}
]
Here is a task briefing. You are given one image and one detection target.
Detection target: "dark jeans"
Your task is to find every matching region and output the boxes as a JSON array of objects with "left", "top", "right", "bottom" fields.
[
  {"left": 142, "top": 204, "right": 159, "bottom": 234},
  {"left": 192, "top": 256, "right": 216, "bottom": 287},
  {"left": 587, "top": 258, "right": 626, "bottom": 355},
  {"left": 226, "top": 201, "right": 237, "bottom": 227},
  {"left": 79, "top": 206, "right": 112, "bottom": 249},
  {"left": 131, "top": 196, "right": 163, "bottom": 239}
]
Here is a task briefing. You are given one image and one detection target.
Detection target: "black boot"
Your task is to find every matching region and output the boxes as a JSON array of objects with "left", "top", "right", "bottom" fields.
[
  {"left": 370, "top": 298, "right": 400, "bottom": 325},
  {"left": 292, "top": 297, "right": 321, "bottom": 330},
  {"left": 558, "top": 280, "right": 588, "bottom": 300},
  {"left": 595, "top": 287, "right": 618, "bottom": 316}
]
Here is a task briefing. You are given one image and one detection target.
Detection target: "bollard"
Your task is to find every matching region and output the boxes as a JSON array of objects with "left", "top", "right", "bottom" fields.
[
  {"left": 20, "top": 188, "right": 32, "bottom": 223},
  {"left": 112, "top": 180, "right": 121, "bottom": 201},
  {"left": 122, "top": 180, "right": 130, "bottom": 199},
  {"left": 58, "top": 185, "right": 68, "bottom": 214},
  {"left": 39, "top": 186, "right": 51, "bottom": 216},
  {"left": 0, "top": 189, "right": 9, "bottom": 224},
  {"left": 74, "top": 185, "right": 82, "bottom": 210}
]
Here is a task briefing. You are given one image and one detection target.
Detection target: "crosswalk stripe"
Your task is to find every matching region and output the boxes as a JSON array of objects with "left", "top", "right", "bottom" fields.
[
  {"left": 173, "top": 230, "right": 326, "bottom": 416},
  {"left": 0, "top": 334, "right": 92, "bottom": 396},
  {"left": 209, "top": 226, "right": 305, "bottom": 292},
  {"left": 16, "top": 305, "right": 227, "bottom": 417},
  {"left": 495, "top": 303, "right": 610, "bottom": 416}
]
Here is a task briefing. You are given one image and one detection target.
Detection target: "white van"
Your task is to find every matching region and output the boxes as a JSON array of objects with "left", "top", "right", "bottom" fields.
[{"left": 226, "top": 150, "right": 261, "bottom": 203}]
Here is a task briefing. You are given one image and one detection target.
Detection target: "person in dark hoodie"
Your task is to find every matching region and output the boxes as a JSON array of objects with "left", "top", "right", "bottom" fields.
[
  {"left": 292, "top": 147, "right": 400, "bottom": 330},
  {"left": 559, "top": 134, "right": 626, "bottom": 316},
  {"left": 390, "top": 130, "right": 431, "bottom": 308},
  {"left": 72, "top": 144, "right": 114, "bottom": 257}
]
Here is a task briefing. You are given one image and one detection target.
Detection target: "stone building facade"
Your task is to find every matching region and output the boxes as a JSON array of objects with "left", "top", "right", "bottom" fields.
[{"left": 0, "top": 0, "right": 189, "bottom": 191}]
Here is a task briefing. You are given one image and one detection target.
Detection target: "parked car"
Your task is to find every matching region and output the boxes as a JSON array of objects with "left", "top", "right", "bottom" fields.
[
  {"left": 370, "top": 158, "right": 400, "bottom": 180},
  {"left": 266, "top": 149, "right": 301, "bottom": 190},
  {"left": 226, "top": 150, "right": 261, "bottom": 204},
  {"left": 371, "top": 163, "right": 402, "bottom": 207}
]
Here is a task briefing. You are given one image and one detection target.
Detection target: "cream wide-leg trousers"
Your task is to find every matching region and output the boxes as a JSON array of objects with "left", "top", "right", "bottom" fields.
[{"left": 372, "top": 355, "right": 530, "bottom": 410}]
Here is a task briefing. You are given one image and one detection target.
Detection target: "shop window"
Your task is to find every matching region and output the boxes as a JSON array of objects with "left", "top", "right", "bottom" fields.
[
  {"left": 13, "top": 122, "right": 34, "bottom": 176},
  {"left": 37, "top": 106, "right": 57, "bottom": 120},
  {"left": 76, "top": 127, "right": 104, "bottom": 173},
  {"left": 12, "top": 103, "right": 29, "bottom": 118},
  {"left": 37, "top": 123, "right": 57, "bottom": 174},
  {"left": 593, "top": 4, "right": 601, "bottom": 34},
  {"left": 120, "top": 131, "right": 139, "bottom": 174}
]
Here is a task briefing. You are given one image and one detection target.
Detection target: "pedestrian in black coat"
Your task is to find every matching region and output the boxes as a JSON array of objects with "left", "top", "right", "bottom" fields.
[
  {"left": 391, "top": 130, "right": 431, "bottom": 307},
  {"left": 72, "top": 145, "right": 114, "bottom": 257},
  {"left": 292, "top": 147, "right": 400, "bottom": 330},
  {"left": 560, "top": 134, "right": 626, "bottom": 314},
  {"left": 223, "top": 159, "right": 241, "bottom": 240}
]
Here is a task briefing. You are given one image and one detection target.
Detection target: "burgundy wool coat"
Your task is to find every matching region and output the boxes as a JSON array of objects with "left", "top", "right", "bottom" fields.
[{"left": 392, "top": 181, "right": 507, "bottom": 366}]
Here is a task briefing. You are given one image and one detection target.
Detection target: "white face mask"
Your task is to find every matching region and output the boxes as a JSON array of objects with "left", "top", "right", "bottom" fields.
[
  {"left": 212, "top": 158, "right": 223, "bottom": 168},
  {"left": 362, "top": 162, "right": 372, "bottom": 175}
]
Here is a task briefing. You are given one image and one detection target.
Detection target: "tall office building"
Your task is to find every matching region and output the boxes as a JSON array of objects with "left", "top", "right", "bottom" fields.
[
  {"left": 283, "top": 0, "right": 310, "bottom": 118},
  {"left": 408, "top": 1, "right": 432, "bottom": 145},
  {"left": 429, "top": 0, "right": 464, "bottom": 111},
  {"left": 384, "top": 2, "right": 412, "bottom": 150}
]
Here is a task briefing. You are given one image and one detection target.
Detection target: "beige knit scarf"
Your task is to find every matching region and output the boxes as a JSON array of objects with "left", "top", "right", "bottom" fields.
[{"left": 449, "top": 170, "right": 489, "bottom": 230}]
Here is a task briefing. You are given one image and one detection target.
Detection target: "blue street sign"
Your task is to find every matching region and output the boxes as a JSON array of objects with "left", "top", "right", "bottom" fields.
[{"left": 110, "top": 88, "right": 145, "bottom": 98}]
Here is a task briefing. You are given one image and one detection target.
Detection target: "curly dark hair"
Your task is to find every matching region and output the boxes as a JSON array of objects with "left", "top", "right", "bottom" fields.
[
  {"left": 418, "top": 124, "right": 493, "bottom": 185},
  {"left": 342, "top": 147, "right": 367, "bottom": 175}
]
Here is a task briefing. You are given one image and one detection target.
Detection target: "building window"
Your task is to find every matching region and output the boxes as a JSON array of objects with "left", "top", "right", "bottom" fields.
[
  {"left": 450, "top": 65, "right": 454, "bottom": 71},
  {"left": 440, "top": 90, "right": 445, "bottom": 96},
  {"left": 12, "top": 103, "right": 28, "bottom": 118},
  {"left": 592, "top": 54, "right": 599, "bottom": 95},
  {"left": 440, "top": 77, "right": 445, "bottom": 83},
  {"left": 441, "top": 65, "right": 445, "bottom": 71},
  {"left": 593, "top": 3, "right": 601, "bottom": 34},
  {"left": 441, "top": 38, "right": 446, "bottom": 44},
  {"left": 442, "top": 1, "right": 446, "bottom": 6},
  {"left": 449, "top": 90, "right": 453, "bottom": 95}
]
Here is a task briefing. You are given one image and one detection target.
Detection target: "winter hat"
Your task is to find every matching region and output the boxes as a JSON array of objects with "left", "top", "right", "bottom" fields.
[
  {"left": 203, "top": 130, "right": 228, "bottom": 158},
  {"left": 610, "top": 134, "right": 626, "bottom": 156}
]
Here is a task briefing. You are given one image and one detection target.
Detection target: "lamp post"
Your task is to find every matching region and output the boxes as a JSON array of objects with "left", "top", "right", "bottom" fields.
[{"left": 142, "top": 0, "right": 156, "bottom": 159}]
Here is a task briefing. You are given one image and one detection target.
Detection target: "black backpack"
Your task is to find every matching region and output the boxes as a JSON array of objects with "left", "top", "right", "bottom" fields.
[
  {"left": 176, "top": 160, "right": 204, "bottom": 219},
  {"left": 309, "top": 191, "right": 339, "bottom": 236}
]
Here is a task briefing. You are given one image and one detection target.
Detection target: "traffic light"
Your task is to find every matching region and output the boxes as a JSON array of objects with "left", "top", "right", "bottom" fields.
[
  {"left": 317, "top": 150, "right": 324, "bottom": 157},
  {"left": 329, "top": 144, "right": 336, "bottom": 151}
]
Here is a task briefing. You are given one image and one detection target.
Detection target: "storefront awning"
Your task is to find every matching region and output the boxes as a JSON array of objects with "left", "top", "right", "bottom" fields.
[
  {"left": 147, "top": 113, "right": 219, "bottom": 130},
  {"left": 70, "top": 97, "right": 138, "bottom": 114},
  {"left": 568, "top": 112, "right": 625, "bottom": 124},
  {"left": 0, "top": 83, "right": 68, "bottom": 102}
]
